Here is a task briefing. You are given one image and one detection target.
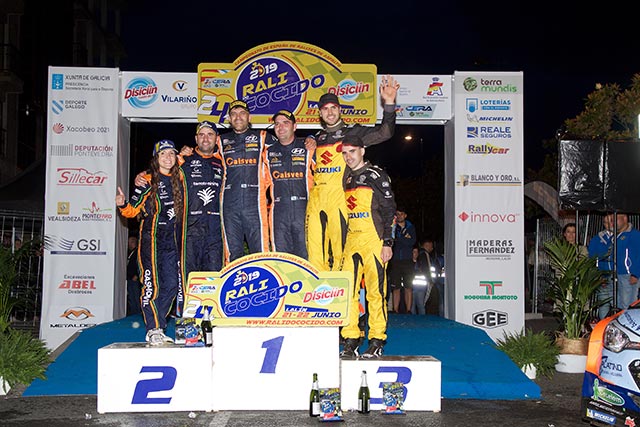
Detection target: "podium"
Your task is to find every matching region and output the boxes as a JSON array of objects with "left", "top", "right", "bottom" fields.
[
  {"left": 97, "top": 254, "right": 441, "bottom": 413},
  {"left": 97, "top": 328, "right": 441, "bottom": 413}
]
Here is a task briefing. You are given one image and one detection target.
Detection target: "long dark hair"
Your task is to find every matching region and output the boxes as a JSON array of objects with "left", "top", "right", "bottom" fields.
[{"left": 146, "top": 155, "right": 183, "bottom": 217}]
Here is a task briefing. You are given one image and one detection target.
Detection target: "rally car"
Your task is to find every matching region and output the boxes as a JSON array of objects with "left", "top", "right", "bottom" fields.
[{"left": 582, "top": 302, "right": 640, "bottom": 426}]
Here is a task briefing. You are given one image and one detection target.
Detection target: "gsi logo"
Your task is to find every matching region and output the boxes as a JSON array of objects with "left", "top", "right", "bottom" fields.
[{"left": 472, "top": 310, "right": 508, "bottom": 328}]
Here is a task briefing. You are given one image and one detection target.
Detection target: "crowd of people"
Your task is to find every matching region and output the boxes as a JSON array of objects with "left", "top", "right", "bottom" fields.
[
  {"left": 534, "top": 215, "right": 640, "bottom": 322},
  {"left": 117, "top": 76, "right": 408, "bottom": 358}
]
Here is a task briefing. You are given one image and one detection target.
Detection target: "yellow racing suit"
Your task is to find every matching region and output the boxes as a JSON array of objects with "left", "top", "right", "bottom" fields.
[{"left": 340, "top": 162, "right": 396, "bottom": 342}]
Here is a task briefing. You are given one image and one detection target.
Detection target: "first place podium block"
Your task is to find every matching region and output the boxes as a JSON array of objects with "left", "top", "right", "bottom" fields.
[{"left": 97, "top": 342, "right": 214, "bottom": 413}]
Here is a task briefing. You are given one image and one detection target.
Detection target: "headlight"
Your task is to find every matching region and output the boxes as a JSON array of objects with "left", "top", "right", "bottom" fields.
[{"left": 604, "top": 323, "right": 631, "bottom": 353}]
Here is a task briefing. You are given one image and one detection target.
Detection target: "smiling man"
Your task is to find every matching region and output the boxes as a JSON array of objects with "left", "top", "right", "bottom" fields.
[
  {"left": 338, "top": 134, "right": 396, "bottom": 359},
  {"left": 306, "top": 75, "right": 399, "bottom": 272}
]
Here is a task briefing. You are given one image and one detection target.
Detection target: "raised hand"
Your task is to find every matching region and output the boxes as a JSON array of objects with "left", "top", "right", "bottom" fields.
[{"left": 379, "top": 74, "right": 400, "bottom": 105}]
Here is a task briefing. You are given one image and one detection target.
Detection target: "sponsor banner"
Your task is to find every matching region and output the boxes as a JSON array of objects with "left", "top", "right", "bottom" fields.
[
  {"left": 378, "top": 74, "right": 452, "bottom": 122},
  {"left": 197, "top": 41, "right": 377, "bottom": 126},
  {"left": 121, "top": 72, "right": 197, "bottom": 118},
  {"left": 453, "top": 71, "right": 524, "bottom": 341},
  {"left": 183, "top": 252, "right": 352, "bottom": 326},
  {"left": 42, "top": 66, "right": 119, "bottom": 350}
]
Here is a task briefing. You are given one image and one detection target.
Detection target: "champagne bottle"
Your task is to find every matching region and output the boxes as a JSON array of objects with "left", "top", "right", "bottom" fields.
[
  {"left": 358, "top": 370, "right": 370, "bottom": 414},
  {"left": 309, "top": 372, "right": 320, "bottom": 416},
  {"left": 201, "top": 306, "right": 213, "bottom": 347}
]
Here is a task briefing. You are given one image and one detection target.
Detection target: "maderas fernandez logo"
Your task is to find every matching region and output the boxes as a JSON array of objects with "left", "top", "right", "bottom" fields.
[
  {"left": 124, "top": 76, "right": 158, "bottom": 108},
  {"left": 219, "top": 266, "right": 303, "bottom": 317}
]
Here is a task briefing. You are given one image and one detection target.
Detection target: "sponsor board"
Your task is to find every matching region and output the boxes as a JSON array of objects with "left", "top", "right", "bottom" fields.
[{"left": 183, "top": 252, "right": 351, "bottom": 326}]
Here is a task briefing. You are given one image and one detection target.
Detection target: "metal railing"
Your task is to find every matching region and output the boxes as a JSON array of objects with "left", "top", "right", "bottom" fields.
[{"left": 1, "top": 210, "right": 44, "bottom": 334}]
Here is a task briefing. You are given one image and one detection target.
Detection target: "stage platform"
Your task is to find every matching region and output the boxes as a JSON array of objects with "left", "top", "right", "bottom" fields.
[{"left": 24, "top": 314, "right": 540, "bottom": 400}]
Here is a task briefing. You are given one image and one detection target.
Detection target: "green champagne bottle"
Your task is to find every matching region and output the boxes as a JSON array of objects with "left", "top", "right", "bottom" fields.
[
  {"left": 201, "top": 306, "right": 213, "bottom": 347},
  {"left": 358, "top": 370, "right": 370, "bottom": 414},
  {"left": 309, "top": 372, "right": 320, "bottom": 416}
]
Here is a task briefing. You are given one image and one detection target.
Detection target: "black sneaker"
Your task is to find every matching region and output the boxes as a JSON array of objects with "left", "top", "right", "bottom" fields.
[
  {"left": 360, "top": 338, "right": 385, "bottom": 359},
  {"left": 340, "top": 338, "right": 359, "bottom": 359}
]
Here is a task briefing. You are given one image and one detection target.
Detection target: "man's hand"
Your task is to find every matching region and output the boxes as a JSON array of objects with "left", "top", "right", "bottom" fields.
[
  {"left": 134, "top": 171, "right": 148, "bottom": 187},
  {"left": 379, "top": 74, "right": 400, "bottom": 105},
  {"left": 381, "top": 246, "right": 393, "bottom": 263},
  {"left": 180, "top": 145, "right": 193, "bottom": 157},
  {"left": 305, "top": 136, "right": 316, "bottom": 152},
  {"left": 631, "top": 275, "right": 638, "bottom": 285}
]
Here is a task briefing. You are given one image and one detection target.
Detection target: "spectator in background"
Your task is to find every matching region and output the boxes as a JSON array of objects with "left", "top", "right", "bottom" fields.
[
  {"left": 588, "top": 213, "right": 640, "bottom": 319},
  {"left": 415, "top": 238, "right": 445, "bottom": 316},
  {"left": 562, "top": 222, "right": 588, "bottom": 258},
  {"left": 388, "top": 208, "right": 416, "bottom": 313},
  {"left": 126, "top": 235, "right": 141, "bottom": 315}
]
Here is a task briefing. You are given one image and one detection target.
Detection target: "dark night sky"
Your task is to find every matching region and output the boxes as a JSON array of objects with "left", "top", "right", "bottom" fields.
[{"left": 118, "top": 1, "right": 640, "bottom": 177}]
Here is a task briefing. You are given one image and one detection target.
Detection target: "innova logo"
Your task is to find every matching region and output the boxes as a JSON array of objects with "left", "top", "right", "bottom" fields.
[
  {"left": 458, "top": 211, "right": 519, "bottom": 223},
  {"left": 124, "top": 76, "right": 158, "bottom": 108}
]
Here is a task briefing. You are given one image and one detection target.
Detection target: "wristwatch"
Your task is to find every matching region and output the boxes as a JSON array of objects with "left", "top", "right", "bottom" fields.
[{"left": 383, "top": 239, "right": 393, "bottom": 247}]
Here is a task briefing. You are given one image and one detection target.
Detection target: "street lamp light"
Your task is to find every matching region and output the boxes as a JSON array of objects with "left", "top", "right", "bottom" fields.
[{"left": 404, "top": 134, "right": 425, "bottom": 233}]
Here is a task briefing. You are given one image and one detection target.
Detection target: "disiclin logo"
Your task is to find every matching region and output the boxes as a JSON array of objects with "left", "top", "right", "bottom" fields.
[{"left": 124, "top": 76, "right": 158, "bottom": 108}]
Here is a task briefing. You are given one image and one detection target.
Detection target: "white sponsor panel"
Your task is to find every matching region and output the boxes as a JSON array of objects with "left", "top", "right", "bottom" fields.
[
  {"left": 121, "top": 72, "right": 197, "bottom": 118},
  {"left": 453, "top": 72, "right": 524, "bottom": 342},
  {"left": 341, "top": 357, "right": 441, "bottom": 412},
  {"left": 42, "top": 66, "right": 119, "bottom": 350},
  {"left": 98, "top": 343, "right": 214, "bottom": 413},
  {"left": 377, "top": 75, "right": 452, "bottom": 122},
  {"left": 210, "top": 327, "right": 340, "bottom": 410}
]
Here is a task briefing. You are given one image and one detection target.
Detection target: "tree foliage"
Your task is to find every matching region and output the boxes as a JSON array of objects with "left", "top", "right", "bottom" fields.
[{"left": 563, "top": 73, "right": 640, "bottom": 141}]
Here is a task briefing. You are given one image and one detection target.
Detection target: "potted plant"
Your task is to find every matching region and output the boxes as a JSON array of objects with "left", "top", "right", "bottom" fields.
[
  {"left": 495, "top": 328, "right": 560, "bottom": 379},
  {"left": 543, "top": 237, "right": 605, "bottom": 372},
  {"left": 0, "top": 244, "right": 50, "bottom": 394}
]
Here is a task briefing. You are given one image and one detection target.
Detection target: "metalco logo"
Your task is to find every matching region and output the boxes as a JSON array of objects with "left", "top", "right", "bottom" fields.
[
  {"left": 472, "top": 309, "right": 508, "bottom": 329},
  {"left": 60, "top": 306, "right": 94, "bottom": 321},
  {"left": 458, "top": 211, "right": 519, "bottom": 223}
]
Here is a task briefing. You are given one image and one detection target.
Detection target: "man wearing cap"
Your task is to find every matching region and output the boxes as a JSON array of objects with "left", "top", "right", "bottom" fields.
[
  {"left": 216, "top": 99, "right": 277, "bottom": 263},
  {"left": 265, "top": 110, "right": 314, "bottom": 259},
  {"left": 306, "top": 75, "right": 399, "bottom": 271},
  {"left": 180, "top": 121, "right": 224, "bottom": 274},
  {"left": 339, "top": 134, "right": 396, "bottom": 359},
  {"left": 136, "top": 121, "right": 224, "bottom": 276}
]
